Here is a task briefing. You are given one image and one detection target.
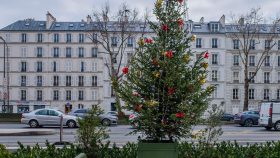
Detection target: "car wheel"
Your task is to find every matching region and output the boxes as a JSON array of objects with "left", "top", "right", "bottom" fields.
[
  {"left": 265, "top": 126, "right": 272, "bottom": 130},
  {"left": 244, "top": 119, "right": 253, "bottom": 127},
  {"left": 29, "top": 120, "right": 39, "bottom": 128},
  {"left": 274, "top": 121, "right": 280, "bottom": 131},
  {"left": 67, "top": 120, "right": 76, "bottom": 128},
  {"left": 102, "top": 119, "right": 111, "bottom": 126}
]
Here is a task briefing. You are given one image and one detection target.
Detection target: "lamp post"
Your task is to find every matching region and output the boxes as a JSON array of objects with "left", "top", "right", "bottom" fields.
[{"left": 0, "top": 36, "right": 9, "bottom": 113}]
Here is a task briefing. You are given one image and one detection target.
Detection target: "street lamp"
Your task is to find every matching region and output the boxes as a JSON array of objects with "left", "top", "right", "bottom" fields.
[{"left": 0, "top": 36, "right": 9, "bottom": 113}]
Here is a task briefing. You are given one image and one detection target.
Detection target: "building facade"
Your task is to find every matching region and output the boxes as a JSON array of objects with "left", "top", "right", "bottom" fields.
[{"left": 0, "top": 13, "right": 279, "bottom": 114}]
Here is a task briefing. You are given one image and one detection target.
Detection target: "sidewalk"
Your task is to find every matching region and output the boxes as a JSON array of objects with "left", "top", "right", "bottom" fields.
[{"left": 0, "top": 129, "right": 56, "bottom": 136}]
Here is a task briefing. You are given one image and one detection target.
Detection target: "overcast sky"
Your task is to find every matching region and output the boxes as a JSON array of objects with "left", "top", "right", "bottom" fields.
[{"left": 1, "top": 0, "right": 280, "bottom": 28}]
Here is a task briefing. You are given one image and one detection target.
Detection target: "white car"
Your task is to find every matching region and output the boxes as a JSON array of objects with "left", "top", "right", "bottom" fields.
[
  {"left": 21, "top": 109, "right": 78, "bottom": 128},
  {"left": 259, "top": 101, "right": 280, "bottom": 130}
]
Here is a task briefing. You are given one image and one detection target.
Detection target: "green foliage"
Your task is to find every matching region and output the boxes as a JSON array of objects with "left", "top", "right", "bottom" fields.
[
  {"left": 77, "top": 105, "right": 109, "bottom": 158},
  {"left": 115, "top": 0, "right": 213, "bottom": 141},
  {"left": 0, "top": 144, "right": 13, "bottom": 158}
]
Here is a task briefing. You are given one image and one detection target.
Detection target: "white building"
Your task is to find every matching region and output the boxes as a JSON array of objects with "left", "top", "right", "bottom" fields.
[{"left": 0, "top": 13, "right": 279, "bottom": 114}]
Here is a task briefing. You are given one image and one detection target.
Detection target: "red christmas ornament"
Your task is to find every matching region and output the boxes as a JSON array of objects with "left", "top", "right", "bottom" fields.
[
  {"left": 203, "top": 52, "right": 209, "bottom": 59},
  {"left": 168, "top": 87, "right": 175, "bottom": 95},
  {"left": 177, "top": 19, "right": 184, "bottom": 27},
  {"left": 145, "top": 38, "right": 153, "bottom": 44},
  {"left": 178, "top": 0, "right": 184, "bottom": 4},
  {"left": 176, "top": 112, "right": 185, "bottom": 118},
  {"left": 122, "top": 66, "right": 129, "bottom": 74},
  {"left": 162, "top": 24, "right": 169, "bottom": 31},
  {"left": 132, "top": 92, "right": 140, "bottom": 97},
  {"left": 165, "top": 50, "right": 173, "bottom": 58}
]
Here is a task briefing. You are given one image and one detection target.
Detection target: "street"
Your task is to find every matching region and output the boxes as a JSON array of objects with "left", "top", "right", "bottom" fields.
[{"left": 1, "top": 123, "right": 280, "bottom": 147}]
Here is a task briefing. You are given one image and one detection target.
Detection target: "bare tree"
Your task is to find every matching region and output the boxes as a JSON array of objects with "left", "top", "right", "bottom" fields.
[
  {"left": 87, "top": 2, "right": 149, "bottom": 115},
  {"left": 228, "top": 8, "right": 280, "bottom": 111}
]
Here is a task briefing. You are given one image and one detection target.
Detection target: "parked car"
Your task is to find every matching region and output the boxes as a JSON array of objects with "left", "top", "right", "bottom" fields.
[
  {"left": 129, "top": 112, "right": 140, "bottom": 128},
  {"left": 234, "top": 111, "right": 259, "bottom": 127},
  {"left": 69, "top": 109, "right": 118, "bottom": 126},
  {"left": 21, "top": 109, "right": 78, "bottom": 128},
  {"left": 221, "top": 113, "right": 234, "bottom": 121},
  {"left": 259, "top": 101, "right": 280, "bottom": 130}
]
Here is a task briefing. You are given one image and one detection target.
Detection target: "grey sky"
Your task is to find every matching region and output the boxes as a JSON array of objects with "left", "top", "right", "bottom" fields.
[{"left": 0, "top": 0, "right": 280, "bottom": 28}]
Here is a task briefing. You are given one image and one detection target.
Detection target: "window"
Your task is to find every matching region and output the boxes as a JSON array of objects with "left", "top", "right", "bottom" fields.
[
  {"left": 278, "top": 56, "right": 280, "bottom": 66},
  {"left": 212, "top": 86, "right": 218, "bottom": 98},
  {"left": 21, "top": 76, "right": 26, "bottom": 86},
  {"left": 53, "top": 76, "right": 59, "bottom": 86},
  {"left": 249, "top": 89, "right": 255, "bottom": 100},
  {"left": 78, "top": 104, "right": 84, "bottom": 109},
  {"left": 212, "top": 54, "right": 218, "bottom": 65},
  {"left": 196, "top": 38, "right": 202, "bottom": 48},
  {"left": 233, "top": 39, "right": 239, "bottom": 49},
  {"left": 49, "top": 110, "right": 59, "bottom": 116},
  {"left": 21, "top": 47, "right": 27, "bottom": 57},
  {"left": 37, "top": 76, "right": 42, "bottom": 86},
  {"left": 233, "top": 72, "right": 239, "bottom": 83},
  {"left": 233, "top": 55, "right": 239, "bottom": 66},
  {"left": 278, "top": 40, "right": 280, "bottom": 50},
  {"left": 33, "top": 105, "right": 45, "bottom": 110},
  {"left": 264, "top": 89, "right": 269, "bottom": 100},
  {"left": 78, "top": 47, "right": 84, "bottom": 58},
  {"left": 92, "top": 90, "right": 98, "bottom": 100},
  {"left": 78, "top": 76, "right": 84, "bottom": 87},
  {"left": 264, "top": 56, "right": 270, "bottom": 66},
  {"left": 92, "top": 33, "right": 98, "bottom": 42},
  {"left": 111, "top": 86, "right": 115, "bottom": 97},
  {"left": 79, "top": 33, "right": 84, "bottom": 43},
  {"left": 277, "top": 89, "right": 280, "bottom": 100},
  {"left": 37, "top": 90, "right": 42, "bottom": 101},
  {"left": 81, "top": 62, "right": 85, "bottom": 72},
  {"left": 92, "top": 62, "right": 97, "bottom": 72},
  {"left": 17, "top": 105, "right": 29, "bottom": 113},
  {"left": 66, "top": 76, "right": 71, "bottom": 86},
  {"left": 264, "top": 72, "right": 270, "bottom": 83},
  {"left": 66, "top": 33, "right": 71, "bottom": 43},
  {"left": 212, "top": 38, "right": 218, "bottom": 48},
  {"left": 37, "top": 61, "right": 42, "bottom": 72},
  {"left": 21, "top": 62, "right": 27, "bottom": 72},
  {"left": 35, "top": 109, "right": 48, "bottom": 115},
  {"left": 37, "top": 33, "right": 43, "bottom": 43},
  {"left": 210, "top": 23, "right": 219, "bottom": 32},
  {"left": 66, "top": 47, "right": 71, "bottom": 58},
  {"left": 233, "top": 89, "right": 239, "bottom": 100},
  {"left": 249, "top": 56, "right": 255, "bottom": 66},
  {"left": 278, "top": 72, "right": 280, "bottom": 83},
  {"left": 249, "top": 40, "right": 255, "bottom": 50},
  {"left": 53, "top": 61, "right": 57, "bottom": 72},
  {"left": 54, "top": 33, "right": 59, "bottom": 43},
  {"left": 53, "top": 47, "right": 59, "bottom": 57},
  {"left": 111, "top": 37, "right": 117, "bottom": 46},
  {"left": 78, "top": 90, "right": 84, "bottom": 100},
  {"left": 21, "top": 90, "right": 26, "bottom": 101},
  {"left": 92, "top": 76, "right": 97, "bottom": 87},
  {"left": 127, "top": 37, "right": 134, "bottom": 47},
  {"left": 92, "top": 48, "right": 98, "bottom": 57},
  {"left": 21, "top": 33, "right": 27, "bottom": 43},
  {"left": 265, "top": 40, "right": 270, "bottom": 50},
  {"left": 66, "top": 90, "right": 71, "bottom": 100},
  {"left": 249, "top": 72, "right": 255, "bottom": 83},
  {"left": 212, "top": 70, "right": 218, "bottom": 81},
  {"left": 37, "top": 47, "right": 42, "bottom": 58}
]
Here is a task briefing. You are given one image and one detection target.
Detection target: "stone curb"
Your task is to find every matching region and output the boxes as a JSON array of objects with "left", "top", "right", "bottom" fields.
[{"left": 0, "top": 129, "right": 56, "bottom": 136}]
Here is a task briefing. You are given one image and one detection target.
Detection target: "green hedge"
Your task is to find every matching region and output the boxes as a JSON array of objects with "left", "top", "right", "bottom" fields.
[
  {"left": 2, "top": 141, "right": 280, "bottom": 158},
  {"left": 0, "top": 113, "right": 21, "bottom": 122}
]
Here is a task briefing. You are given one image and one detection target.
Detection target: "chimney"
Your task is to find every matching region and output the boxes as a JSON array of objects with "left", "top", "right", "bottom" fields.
[
  {"left": 219, "top": 15, "right": 225, "bottom": 27},
  {"left": 199, "top": 17, "right": 204, "bottom": 24},
  {"left": 46, "top": 11, "right": 56, "bottom": 29},
  {"left": 86, "top": 15, "right": 92, "bottom": 24}
]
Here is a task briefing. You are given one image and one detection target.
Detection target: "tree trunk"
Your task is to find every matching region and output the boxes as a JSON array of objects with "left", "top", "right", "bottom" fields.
[{"left": 243, "top": 66, "right": 249, "bottom": 111}]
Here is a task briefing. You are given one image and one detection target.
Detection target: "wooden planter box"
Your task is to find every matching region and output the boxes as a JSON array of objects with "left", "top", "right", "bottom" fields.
[{"left": 137, "top": 142, "right": 178, "bottom": 158}]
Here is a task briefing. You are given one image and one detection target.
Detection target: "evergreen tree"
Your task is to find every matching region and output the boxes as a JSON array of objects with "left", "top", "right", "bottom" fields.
[{"left": 115, "top": 0, "right": 213, "bottom": 142}]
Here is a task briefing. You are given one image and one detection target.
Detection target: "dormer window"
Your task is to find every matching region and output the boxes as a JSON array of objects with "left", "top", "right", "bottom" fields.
[{"left": 210, "top": 23, "right": 219, "bottom": 32}]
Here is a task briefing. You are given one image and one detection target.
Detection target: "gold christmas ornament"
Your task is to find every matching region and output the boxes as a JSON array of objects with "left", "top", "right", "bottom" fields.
[
  {"left": 146, "top": 100, "right": 159, "bottom": 107},
  {"left": 138, "top": 38, "right": 145, "bottom": 46},
  {"left": 183, "top": 54, "right": 190, "bottom": 62},
  {"left": 200, "top": 62, "right": 208, "bottom": 69},
  {"left": 199, "top": 78, "right": 206, "bottom": 85},
  {"left": 191, "top": 35, "right": 196, "bottom": 42},
  {"left": 153, "top": 72, "right": 160, "bottom": 78},
  {"left": 156, "top": 0, "right": 163, "bottom": 8}
]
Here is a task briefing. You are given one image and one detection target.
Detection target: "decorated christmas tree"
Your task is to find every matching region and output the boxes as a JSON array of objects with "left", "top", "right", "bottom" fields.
[{"left": 115, "top": 0, "right": 213, "bottom": 142}]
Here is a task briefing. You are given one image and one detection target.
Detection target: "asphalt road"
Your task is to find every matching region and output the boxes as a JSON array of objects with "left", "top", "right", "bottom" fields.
[{"left": 1, "top": 123, "right": 280, "bottom": 147}]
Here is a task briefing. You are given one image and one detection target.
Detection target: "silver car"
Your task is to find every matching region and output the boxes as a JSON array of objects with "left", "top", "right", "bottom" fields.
[
  {"left": 21, "top": 109, "right": 78, "bottom": 128},
  {"left": 69, "top": 109, "right": 118, "bottom": 126}
]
